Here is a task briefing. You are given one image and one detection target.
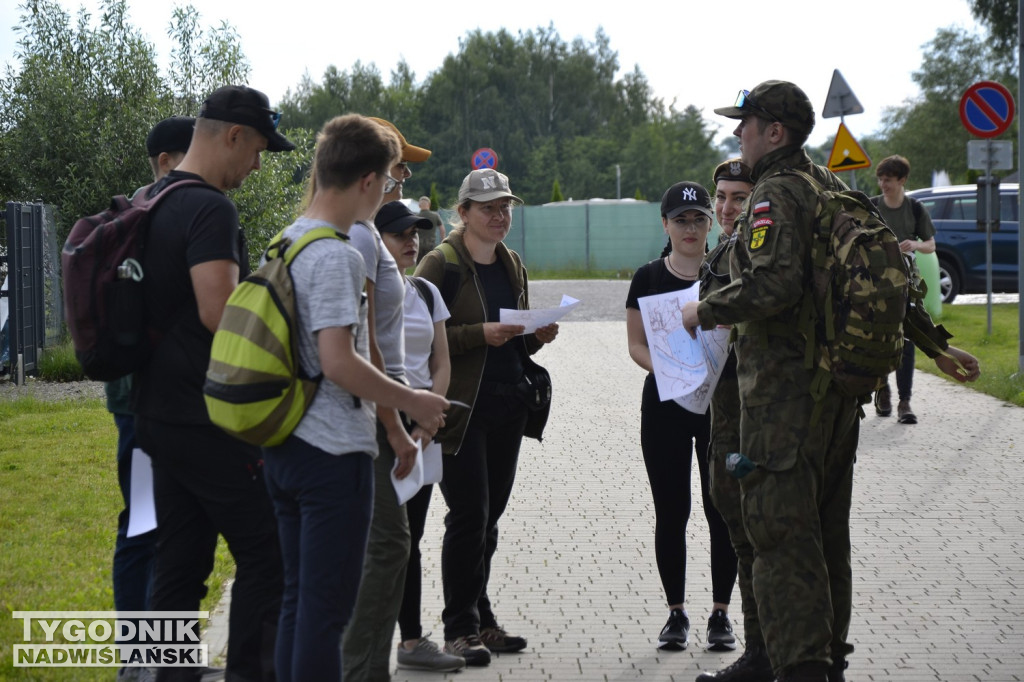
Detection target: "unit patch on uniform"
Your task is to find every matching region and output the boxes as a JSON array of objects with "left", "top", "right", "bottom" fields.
[
  {"left": 749, "top": 217, "right": 773, "bottom": 250},
  {"left": 753, "top": 201, "right": 771, "bottom": 215}
]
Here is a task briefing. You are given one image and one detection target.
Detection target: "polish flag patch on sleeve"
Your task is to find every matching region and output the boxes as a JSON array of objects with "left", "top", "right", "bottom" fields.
[{"left": 753, "top": 201, "right": 771, "bottom": 215}]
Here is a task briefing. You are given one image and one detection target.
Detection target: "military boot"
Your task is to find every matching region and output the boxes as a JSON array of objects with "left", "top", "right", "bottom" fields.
[
  {"left": 695, "top": 644, "right": 773, "bottom": 682},
  {"left": 827, "top": 658, "right": 847, "bottom": 682},
  {"left": 775, "top": 661, "right": 828, "bottom": 682}
]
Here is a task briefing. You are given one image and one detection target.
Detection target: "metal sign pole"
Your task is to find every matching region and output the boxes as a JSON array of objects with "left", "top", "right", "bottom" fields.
[
  {"left": 1019, "top": 0, "right": 1024, "bottom": 373},
  {"left": 985, "top": 147, "right": 993, "bottom": 335}
]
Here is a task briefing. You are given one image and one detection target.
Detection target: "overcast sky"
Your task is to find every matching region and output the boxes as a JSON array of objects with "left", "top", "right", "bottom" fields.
[{"left": 1, "top": 0, "right": 985, "bottom": 148}]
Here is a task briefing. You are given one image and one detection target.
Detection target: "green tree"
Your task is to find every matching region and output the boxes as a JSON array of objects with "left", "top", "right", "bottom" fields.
[
  {"left": 880, "top": 26, "right": 1015, "bottom": 186},
  {"left": 968, "top": 0, "right": 1018, "bottom": 59},
  {"left": 166, "top": 5, "right": 250, "bottom": 115},
  {"left": 550, "top": 178, "right": 564, "bottom": 202},
  {"left": 0, "top": 0, "right": 164, "bottom": 234}
]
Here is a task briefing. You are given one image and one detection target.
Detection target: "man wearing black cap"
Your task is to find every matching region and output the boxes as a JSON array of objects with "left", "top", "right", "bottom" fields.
[
  {"left": 109, "top": 115, "right": 195, "bottom": 682},
  {"left": 683, "top": 82, "right": 981, "bottom": 682},
  {"left": 132, "top": 85, "right": 294, "bottom": 682}
]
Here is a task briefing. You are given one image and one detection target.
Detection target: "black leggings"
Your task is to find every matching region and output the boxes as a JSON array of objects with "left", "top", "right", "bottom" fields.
[{"left": 640, "top": 374, "right": 737, "bottom": 607}]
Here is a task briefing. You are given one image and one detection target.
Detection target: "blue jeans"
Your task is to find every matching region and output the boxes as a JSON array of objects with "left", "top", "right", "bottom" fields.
[
  {"left": 112, "top": 413, "right": 156, "bottom": 613},
  {"left": 263, "top": 436, "right": 374, "bottom": 682}
]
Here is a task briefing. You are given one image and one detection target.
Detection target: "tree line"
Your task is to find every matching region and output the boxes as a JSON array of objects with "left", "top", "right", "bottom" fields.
[{"left": 0, "top": 0, "right": 1016, "bottom": 269}]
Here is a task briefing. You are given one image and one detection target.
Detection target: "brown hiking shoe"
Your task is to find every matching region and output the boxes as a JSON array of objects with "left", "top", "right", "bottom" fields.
[
  {"left": 897, "top": 400, "right": 917, "bottom": 424},
  {"left": 874, "top": 384, "right": 892, "bottom": 416}
]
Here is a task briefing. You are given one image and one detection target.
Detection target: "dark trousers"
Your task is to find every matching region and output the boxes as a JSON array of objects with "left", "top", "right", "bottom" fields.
[
  {"left": 398, "top": 483, "right": 434, "bottom": 642},
  {"left": 640, "top": 374, "right": 737, "bottom": 607},
  {"left": 136, "top": 417, "right": 283, "bottom": 682},
  {"left": 112, "top": 413, "right": 156, "bottom": 613},
  {"left": 263, "top": 437, "right": 374, "bottom": 682},
  {"left": 439, "top": 391, "right": 528, "bottom": 640},
  {"left": 896, "top": 339, "right": 916, "bottom": 401}
]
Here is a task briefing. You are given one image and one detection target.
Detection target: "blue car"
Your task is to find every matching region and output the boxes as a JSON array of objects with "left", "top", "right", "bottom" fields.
[{"left": 906, "top": 183, "right": 1020, "bottom": 303}]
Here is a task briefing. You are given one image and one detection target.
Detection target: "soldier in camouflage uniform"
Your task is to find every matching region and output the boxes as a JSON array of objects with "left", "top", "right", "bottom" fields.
[
  {"left": 696, "top": 159, "right": 775, "bottom": 682},
  {"left": 681, "top": 81, "right": 981, "bottom": 682}
]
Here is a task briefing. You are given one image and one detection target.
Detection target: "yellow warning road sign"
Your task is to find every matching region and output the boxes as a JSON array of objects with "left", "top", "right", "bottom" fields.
[{"left": 827, "top": 122, "right": 871, "bottom": 172}]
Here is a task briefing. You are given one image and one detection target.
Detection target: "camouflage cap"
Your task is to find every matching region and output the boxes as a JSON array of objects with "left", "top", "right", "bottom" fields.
[
  {"left": 713, "top": 158, "right": 754, "bottom": 186},
  {"left": 714, "top": 80, "right": 815, "bottom": 137}
]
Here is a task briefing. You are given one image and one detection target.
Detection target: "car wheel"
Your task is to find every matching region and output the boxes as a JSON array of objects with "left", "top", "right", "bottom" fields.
[{"left": 938, "top": 258, "right": 960, "bottom": 304}]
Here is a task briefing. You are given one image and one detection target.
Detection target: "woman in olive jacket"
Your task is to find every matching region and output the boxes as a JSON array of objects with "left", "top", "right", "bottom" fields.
[{"left": 414, "top": 168, "right": 558, "bottom": 667}]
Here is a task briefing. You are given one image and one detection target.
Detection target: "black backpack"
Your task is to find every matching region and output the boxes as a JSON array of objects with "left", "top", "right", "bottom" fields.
[{"left": 61, "top": 178, "right": 205, "bottom": 381}]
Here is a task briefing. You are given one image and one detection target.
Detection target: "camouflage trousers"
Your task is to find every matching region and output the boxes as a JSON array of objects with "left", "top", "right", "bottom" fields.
[
  {"left": 738, "top": 388, "right": 859, "bottom": 675},
  {"left": 708, "top": 371, "right": 763, "bottom": 649}
]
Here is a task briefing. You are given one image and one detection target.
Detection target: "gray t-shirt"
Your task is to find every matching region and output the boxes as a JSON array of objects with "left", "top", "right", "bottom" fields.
[
  {"left": 349, "top": 220, "right": 407, "bottom": 380},
  {"left": 284, "top": 217, "right": 377, "bottom": 457}
]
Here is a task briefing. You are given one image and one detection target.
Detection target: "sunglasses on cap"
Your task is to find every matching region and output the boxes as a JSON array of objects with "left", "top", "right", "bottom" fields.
[{"left": 734, "top": 90, "right": 779, "bottom": 123}]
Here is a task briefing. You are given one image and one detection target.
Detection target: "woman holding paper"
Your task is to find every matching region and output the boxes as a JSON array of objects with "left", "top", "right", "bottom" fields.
[
  {"left": 374, "top": 200, "right": 466, "bottom": 672},
  {"left": 414, "top": 168, "right": 558, "bottom": 666},
  {"left": 625, "top": 181, "right": 738, "bottom": 653}
]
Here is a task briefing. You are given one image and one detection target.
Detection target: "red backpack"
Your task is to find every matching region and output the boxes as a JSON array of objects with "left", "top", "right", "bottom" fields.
[{"left": 61, "top": 179, "right": 205, "bottom": 381}]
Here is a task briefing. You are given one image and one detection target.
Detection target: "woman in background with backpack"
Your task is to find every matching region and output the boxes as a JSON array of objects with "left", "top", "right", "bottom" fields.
[
  {"left": 375, "top": 200, "right": 465, "bottom": 673},
  {"left": 414, "top": 168, "right": 559, "bottom": 667}
]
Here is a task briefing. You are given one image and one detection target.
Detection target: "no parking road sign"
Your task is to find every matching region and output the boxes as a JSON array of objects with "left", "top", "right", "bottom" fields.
[
  {"left": 472, "top": 147, "right": 498, "bottom": 170},
  {"left": 959, "top": 81, "right": 1015, "bottom": 138}
]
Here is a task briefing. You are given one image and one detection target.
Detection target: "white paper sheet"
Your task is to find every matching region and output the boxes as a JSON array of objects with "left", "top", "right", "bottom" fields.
[
  {"left": 126, "top": 448, "right": 157, "bottom": 538},
  {"left": 421, "top": 441, "right": 443, "bottom": 485},
  {"left": 637, "top": 289, "right": 732, "bottom": 414},
  {"left": 500, "top": 295, "right": 580, "bottom": 334},
  {"left": 391, "top": 439, "right": 425, "bottom": 505}
]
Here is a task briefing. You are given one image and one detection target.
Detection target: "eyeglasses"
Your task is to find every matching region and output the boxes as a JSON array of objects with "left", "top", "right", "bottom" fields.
[
  {"left": 382, "top": 173, "right": 401, "bottom": 194},
  {"left": 734, "top": 89, "right": 779, "bottom": 123},
  {"left": 671, "top": 215, "right": 711, "bottom": 231}
]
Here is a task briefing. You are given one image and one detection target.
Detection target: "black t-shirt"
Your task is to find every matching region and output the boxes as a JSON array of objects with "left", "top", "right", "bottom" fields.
[
  {"left": 476, "top": 260, "right": 524, "bottom": 384},
  {"left": 626, "top": 257, "right": 699, "bottom": 310},
  {"left": 132, "top": 171, "right": 242, "bottom": 424}
]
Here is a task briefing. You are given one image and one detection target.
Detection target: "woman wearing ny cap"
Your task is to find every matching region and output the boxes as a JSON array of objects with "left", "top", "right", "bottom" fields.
[
  {"left": 414, "top": 168, "right": 559, "bottom": 667},
  {"left": 625, "top": 180, "right": 737, "bottom": 653}
]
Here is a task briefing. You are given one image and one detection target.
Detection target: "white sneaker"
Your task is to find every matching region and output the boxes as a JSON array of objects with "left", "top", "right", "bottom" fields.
[{"left": 397, "top": 636, "right": 466, "bottom": 672}]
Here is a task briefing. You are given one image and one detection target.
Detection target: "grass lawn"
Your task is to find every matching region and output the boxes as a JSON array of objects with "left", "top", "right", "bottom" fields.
[
  {"left": 0, "top": 397, "right": 233, "bottom": 680},
  {"left": 917, "top": 303, "right": 1024, "bottom": 407}
]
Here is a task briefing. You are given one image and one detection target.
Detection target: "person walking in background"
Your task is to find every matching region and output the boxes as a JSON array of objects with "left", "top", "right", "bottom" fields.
[
  {"left": 260, "top": 114, "right": 447, "bottom": 682},
  {"left": 417, "top": 195, "right": 445, "bottom": 263},
  {"left": 111, "top": 115, "right": 195, "bottom": 682},
  {"left": 415, "top": 168, "right": 558, "bottom": 667},
  {"left": 625, "top": 180, "right": 737, "bottom": 653},
  {"left": 132, "top": 85, "right": 293, "bottom": 682},
  {"left": 375, "top": 200, "right": 466, "bottom": 673},
  {"left": 696, "top": 159, "right": 775, "bottom": 682},
  {"left": 870, "top": 154, "right": 936, "bottom": 424}
]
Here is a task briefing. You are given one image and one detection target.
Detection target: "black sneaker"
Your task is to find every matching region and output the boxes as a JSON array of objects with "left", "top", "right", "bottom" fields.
[
  {"left": 696, "top": 645, "right": 774, "bottom": 682},
  {"left": 706, "top": 609, "right": 737, "bottom": 651},
  {"left": 444, "top": 634, "right": 491, "bottom": 667},
  {"left": 827, "top": 658, "right": 848, "bottom": 682},
  {"left": 657, "top": 609, "right": 689, "bottom": 650},
  {"left": 480, "top": 625, "right": 527, "bottom": 653}
]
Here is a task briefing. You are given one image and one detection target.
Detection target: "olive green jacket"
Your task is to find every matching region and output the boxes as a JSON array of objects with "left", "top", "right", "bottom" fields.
[{"left": 414, "top": 228, "right": 543, "bottom": 455}]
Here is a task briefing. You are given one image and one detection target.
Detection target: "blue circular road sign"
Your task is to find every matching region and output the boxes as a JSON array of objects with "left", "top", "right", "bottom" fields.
[
  {"left": 472, "top": 148, "right": 498, "bottom": 170},
  {"left": 959, "top": 81, "right": 1015, "bottom": 138}
]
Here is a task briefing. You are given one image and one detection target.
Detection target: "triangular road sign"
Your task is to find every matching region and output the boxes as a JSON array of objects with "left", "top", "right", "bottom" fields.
[
  {"left": 822, "top": 69, "right": 864, "bottom": 119},
  {"left": 827, "top": 122, "right": 871, "bottom": 171}
]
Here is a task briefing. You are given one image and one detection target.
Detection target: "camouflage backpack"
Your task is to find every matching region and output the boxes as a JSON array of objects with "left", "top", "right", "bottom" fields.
[{"left": 778, "top": 169, "right": 917, "bottom": 405}]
